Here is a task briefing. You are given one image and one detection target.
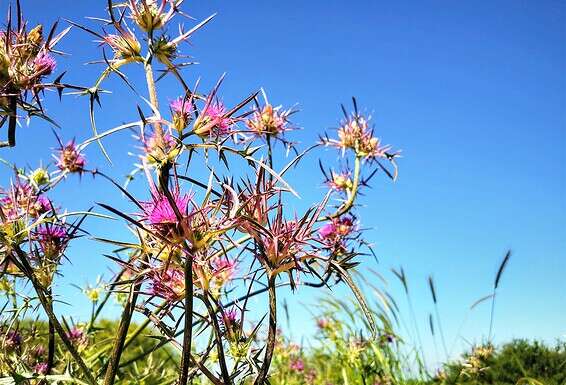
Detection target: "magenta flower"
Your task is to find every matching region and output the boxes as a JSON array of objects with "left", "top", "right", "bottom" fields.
[
  {"left": 318, "top": 223, "right": 335, "bottom": 239},
  {"left": 66, "top": 326, "right": 87, "bottom": 347},
  {"left": 316, "top": 318, "right": 330, "bottom": 330},
  {"left": 3, "top": 330, "right": 21, "bottom": 350},
  {"left": 194, "top": 101, "right": 233, "bottom": 138},
  {"left": 56, "top": 140, "right": 86, "bottom": 173},
  {"left": 289, "top": 358, "right": 304, "bottom": 372},
  {"left": 0, "top": 183, "right": 51, "bottom": 220},
  {"left": 223, "top": 307, "right": 239, "bottom": 325},
  {"left": 34, "top": 362, "right": 49, "bottom": 375},
  {"left": 143, "top": 131, "right": 178, "bottom": 163},
  {"left": 211, "top": 257, "right": 236, "bottom": 286},
  {"left": 33, "top": 345, "right": 46, "bottom": 357},
  {"left": 150, "top": 267, "right": 185, "bottom": 301},
  {"left": 33, "top": 52, "right": 56, "bottom": 77},
  {"left": 326, "top": 171, "right": 353, "bottom": 192},
  {"left": 36, "top": 223, "right": 68, "bottom": 258},
  {"left": 319, "top": 216, "right": 355, "bottom": 243},
  {"left": 170, "top": 97, "right": 193, "bottom": 132},
  {"left": 141, "top": 190, "right": 190, "bottom": 236},
  {"left": 170, "top": 97, "right": 192, "bottom": 117}
]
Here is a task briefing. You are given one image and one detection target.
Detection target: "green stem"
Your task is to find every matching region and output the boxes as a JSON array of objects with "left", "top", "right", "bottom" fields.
[
  {"left": 102, "top": 279, "right": 140, "bottom": 385},
  {"left": 323, "top": 155, "right": 362, "bottom": 220},
  {"left": 14, "top": 249, "right": 97, "bottom": 385},
  {"left": 178, "top": 253, "right": 194, "bottom": 385},
  {"left": 202, "top": 294, "right": 232, "bottom": 385},
  {"left": 253, "top": 274, "right": 277, "bottom": 385}
]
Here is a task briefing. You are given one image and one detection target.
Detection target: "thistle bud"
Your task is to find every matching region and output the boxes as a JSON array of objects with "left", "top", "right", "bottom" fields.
[
  {"left": 28, "top": 25, "right": 44, "bottom": 46},
  {"left": 29, "top": 167, "right": 50, "bottom": 187}
]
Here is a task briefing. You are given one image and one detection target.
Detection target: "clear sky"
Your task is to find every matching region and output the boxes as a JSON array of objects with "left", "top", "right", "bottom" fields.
[{"left": 1, "top": 0, "right": 564, "bottom": 368}]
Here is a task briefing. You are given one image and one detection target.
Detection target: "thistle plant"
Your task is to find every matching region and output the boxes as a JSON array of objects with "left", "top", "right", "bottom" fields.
[{"left": 0, "top": 1, "right": 400, "bottom": 384}]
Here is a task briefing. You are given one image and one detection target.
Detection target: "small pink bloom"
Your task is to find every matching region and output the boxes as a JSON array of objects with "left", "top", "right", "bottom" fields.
[
  {"left": 33, "top": 52, "right": 56, "bottom": 76},
  {"left": 170, "top": 97, "right": 192, "bottom": 117},
  {"left": 316, "top": 318, "right": 330, "bottom": 330},
  {"left": 141, "top": 190, "right": 190, "bottom": 228},
  {"left": 36, "top": 223, "right": 68, "bottom": 258},
  {"left": 290, "top": 358, "right": 304, "bottom": 372},
  {"left": 34, "top": 362, "right": 49, "bottom": 375},
  {"left": 150, "top": 268, "right": 185, "bottom": 301},
  {"left": 194, "top": 101, "right": 233, "bottom": 137},
  {"left": 66, "top": 326, "right": 87, "bottom": 347},
  {"left": 57, "top": 141, "right": 86, "bottom": 173},
  {"left": 3, "top": 330, "right": 21, "bottom": 350}
]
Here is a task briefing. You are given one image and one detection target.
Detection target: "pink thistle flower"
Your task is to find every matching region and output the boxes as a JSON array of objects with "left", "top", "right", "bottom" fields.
[
  {"left": 143, "top": 131, "right": 178, "bottom": 164},
  {"left": 326, "top": 171, "right": 353, "bottom": 192},
  {"left": 193, "top": 101, "right": 233, "bottom": 138},
  {"left": 34, "top": 362, "right": 49, "bottom": 375},
  {"left": 35, "top": 223, "right": 68, "bottom": 259},
  {"left": 318, "top": 223, "right": 336, "bottom": 239},
  {"left": 141, "top": 190, "right": 190, "bottom": 239},
  {"left": 246, "top": 104, "right": 292, "bottom": 137},
  {"left": 305, "top": 369, "right": 317, "bottom": 383},
  {"left": 150, "top": 267, "right": 185, "bottom": 301},
  {"left": 56, "top": 140, "right": 86, "bottom": 173},
  {"left": 33, "top": 52, "right": 56, "bottom": 77},
  {"left": 289, "top": 358, "right": 304, "bottom": 372},
  {"left": 319, "top": 216, "right": 355, "bottom": 243},
  {"left": 223, "top": 307, "right": 239, "bottom": 325},
  {"left": 170, "top": 97, "right": 192, "bottom": 117},
  {"left": 170, "top": 97, "right": 193, "bottom": 132},
  {"left": 211, "top": 257, "right": 236, "bottom": 287},
  {"left": 0, "top": 183, "right": 51, "bottom": 219},
  {"left": 66, "top": 326, "right": 87, "bottom": 348},
  {"left": 3, "top": 330, "right": 21, "bottom": 350},
  {"left": 323, "top": 108, "right": 399, "bottom": 161},
  {"left": 128, "top": 0, "right": 176, "bottom": 32},
  {"left": 33, "top": 345, "right": 46, "bottom": 357}
]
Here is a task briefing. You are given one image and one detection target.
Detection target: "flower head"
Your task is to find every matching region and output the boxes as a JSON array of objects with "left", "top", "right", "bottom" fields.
[
  {"left": 141, "top": 190, "right": 190, "bottom": 239},
  {"left": 143, "top": 131, "right": 178, "bottom": 164},
  {"left": 323, "top": 107, "right": 398, "bottom": 161},
  {"left": 246, "top": 104, "right": 292, "bottom": 137},
  {"left": 128, "top": 0, "right": 176, "bottom": 32},
  {"left": 66, "top": 326, "right": 87, "bottom": 348},
  {"left": 170, "top": 97, "right": 193, "bottom": 132},
  {"left": 289, "top": 358, "right": 304, "bottom": 372},
  {"left": 319, "top": 216, "right": 355, "bottom": 242},
  {"left": 29, "top": 167, "right": 50, "bottom": 187},
  {"left": 33, "top": 52, "right": 56, "bottom": 76},
  {"left": 34, "top": 362, "right": 49, "bottom": 375},
  {"left": 36, "top": 223, "right": 68, "bottom": 259},
  {"left": 193, "top": 101, "right": 233, "bottom": 138},
  {"left": 0, "top": 182, "right": 50, "bottom": 220},
  {"left": 103, "top": 29, "right": 141, "bottom": 59},
  {"left": 150, "top": 267, "right": 185, "bottom": 301},
  {"left": 56, "top": 141, "right": 86, "bottom": 173},
  {"left": 211, "top": 257, "right": 236, "bottom": 287},
  {"left": 327, "top": 171, "right": 353, "bottom": 192},
  {"left": 3, "top": 330, "right": 21, "bottom": 351}
]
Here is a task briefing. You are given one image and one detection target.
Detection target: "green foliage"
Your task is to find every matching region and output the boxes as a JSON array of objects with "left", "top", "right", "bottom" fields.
[{"left": 434, "top": 340, "right": 566, "bottom": 385}]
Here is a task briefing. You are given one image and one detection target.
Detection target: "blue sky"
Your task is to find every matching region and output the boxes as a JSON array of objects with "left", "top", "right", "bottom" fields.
[{"left": 1, "top": 0, "right": 564, "bottom": 368}]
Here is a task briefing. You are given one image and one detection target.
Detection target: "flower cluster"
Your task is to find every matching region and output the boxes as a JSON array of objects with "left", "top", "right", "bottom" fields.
[
  {"left": 246, "top": 103, "right": 293, "bottom": 137},
  {"left": 0, "top": 182, "right": 50, "bottom": 220},
  {"left": 0, "top": 25, "right": 56, "bottom": 94},
  {"left": 324, "top": 112, "right": 398, "bottom": 161}
]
